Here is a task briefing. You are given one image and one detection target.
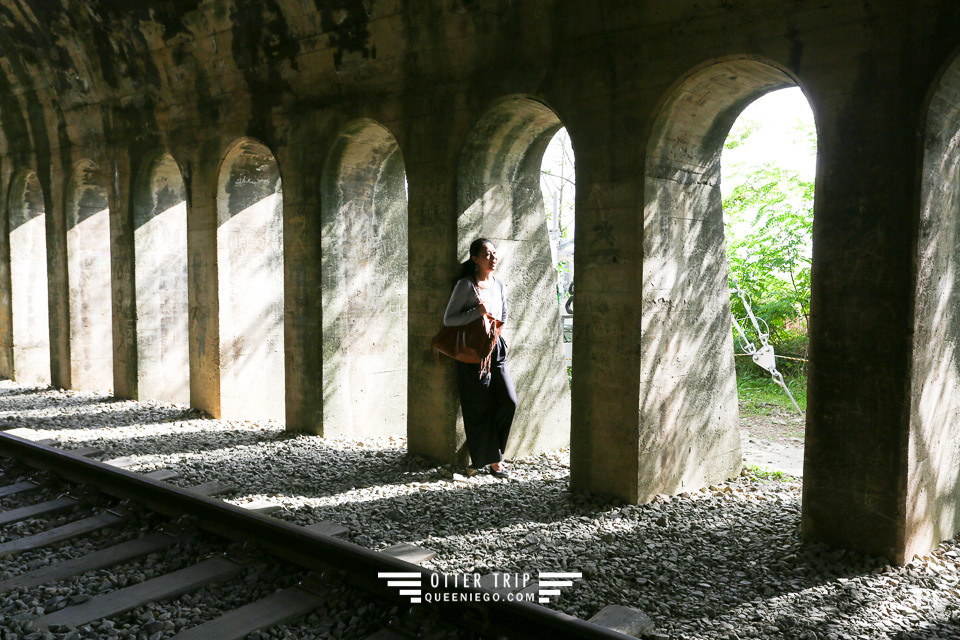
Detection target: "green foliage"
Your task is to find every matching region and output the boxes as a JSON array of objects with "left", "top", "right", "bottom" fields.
[
  {"left": 737, "top": 372, "right": 807, "bottom": 414},
  {"left": 743, "top": 465, "right": 791, "bottom": 482},
  {"left": 725, "top": 165, "right": 813, "bottom": 342},
  {"left": 723, "top": 107, "right": 815, "bottom": 381}
]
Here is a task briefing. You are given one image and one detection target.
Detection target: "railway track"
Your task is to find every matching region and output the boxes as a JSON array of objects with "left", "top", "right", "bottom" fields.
[{"left": 0, "top": 430, "right": 650, "bottom": 640}]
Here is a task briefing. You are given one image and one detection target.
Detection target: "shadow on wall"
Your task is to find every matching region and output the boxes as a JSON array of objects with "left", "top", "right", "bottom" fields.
[
  {"left": 908, "top": 50, "right": 960, "bottom": 561},
  {"left": 217, "top": 138, "right": 285, "bottom": 421},
  {"left": 66, "top": 160, "right": 113, "bottom": 392},
  {"left": 6, "top": 171, "right": 50, "bottom": 386},
  {"left": 457, "top": 96, "right": 572, "bottom": 462},
  {"left": 638, "top": 58, "right": 804, "bottom": 500},
  {"left": 132, "top": 151, "right": 189, "bottom": 404},
  {"left": 321, "top": 119, "right": 408, "bottom": 439}
]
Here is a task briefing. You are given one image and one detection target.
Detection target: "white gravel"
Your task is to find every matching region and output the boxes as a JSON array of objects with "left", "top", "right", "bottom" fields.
[{"left": 1, "top": 380, "right": 960, "bottom": 640}]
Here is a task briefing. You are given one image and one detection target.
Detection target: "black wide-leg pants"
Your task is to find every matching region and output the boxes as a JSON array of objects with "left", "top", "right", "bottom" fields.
[{"left": 456, "top": 338, "right": 517, "bottom": 468}]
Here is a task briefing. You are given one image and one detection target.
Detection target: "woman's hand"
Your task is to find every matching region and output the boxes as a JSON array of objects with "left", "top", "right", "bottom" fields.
[{"left": 476, "top": 301, "right": 488, "bottom": 316}]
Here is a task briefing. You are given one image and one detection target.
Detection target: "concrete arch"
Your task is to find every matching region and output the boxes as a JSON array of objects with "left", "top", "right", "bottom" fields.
[
  {"left": 640, "top": 57, "right": 803, "bottom": 497},
  {"left": 320, "top": 119, "right": 408, "bottom": 437},
  {"left": 66, "top": 159, "right": 113, "bottom": 391},
  {"left": 216, "top": 137, "right": 285, "bottom": 420},
  {"left": 6, "top": 170, "right": 50, "bottom": 385},
  {"left": 457, "top": 95, "right": 572, "bottom": 460},
  {"left": 132, "top": 151, "right": 189, "bottom": 404},
  {"left": 908, "top": 50, "right": 960, "bottom": 559}
]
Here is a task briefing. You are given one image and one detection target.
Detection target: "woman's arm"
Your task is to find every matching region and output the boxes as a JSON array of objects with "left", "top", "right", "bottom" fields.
[
  {"left": 499, "top": 277, "right": 508, "bottom": 323},
  {"left": 443, "top": 279, "right": 481, "bottom": 326}
]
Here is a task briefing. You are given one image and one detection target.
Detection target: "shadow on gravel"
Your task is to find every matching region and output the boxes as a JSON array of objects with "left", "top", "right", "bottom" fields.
[{"left": 0, "top": 406, "right": 203, "bottom": 433}]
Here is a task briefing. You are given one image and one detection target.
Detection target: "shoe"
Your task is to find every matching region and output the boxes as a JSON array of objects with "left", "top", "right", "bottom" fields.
[
  {"left": 489, "top": 466, "right": 509, "bottom": 479},
  {"left": 464, "top": 467, "right": 479, "bottom": 477}
]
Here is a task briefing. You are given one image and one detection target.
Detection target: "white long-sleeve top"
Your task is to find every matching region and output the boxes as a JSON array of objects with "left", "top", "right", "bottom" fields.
[{"left": 443, "top": 276, "right": 507, "bottom": 326}]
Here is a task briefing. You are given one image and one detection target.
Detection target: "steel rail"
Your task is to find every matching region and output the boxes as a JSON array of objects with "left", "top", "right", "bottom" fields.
[{"left": 0, "top": 431, "right": 633, "bottom": 640}]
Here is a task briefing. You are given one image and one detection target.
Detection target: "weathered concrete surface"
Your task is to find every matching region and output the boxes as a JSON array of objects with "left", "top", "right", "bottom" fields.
[
  {"left": 216, "top": 139, "right": 285, "bottom": 421},
  {"left": 66, "top": 160, "right": 113, "bottom": 392},
  {"left": 133, "top": 152, "right": 189, "bottom": 404},
  {"left": 0, "top": 0, "right": 954, "bottom": 563},
  {"left": 457, "top": 97, "right": 571, "bottom": 462},
  {"left": 632, "top": 60, "right": 793, "bottom": 500},
  {"left": 321, "top": 120, "right": 408, "bottom": 438},
  {"left": 7, "top": 172, "right": 50, "bottom": 385},
  {"left": 902, "top": 56, "right": 960, "bottom": 564}
]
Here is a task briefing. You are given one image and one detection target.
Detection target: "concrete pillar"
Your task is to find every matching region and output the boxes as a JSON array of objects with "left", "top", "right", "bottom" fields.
[
  {"left": 46, "top": 160, "right": 70, "bottom": 390},
  {"left": 187, "top": 141, "right": 222, "bottom": 417},
  {"left": 320, "top": 120, "right": 408, "bottom": 438},
  {"left": 109, "top": 149, "right": 136, "bottom": 400},
  {"left": 6, "top": 171, "right": 50, "bottom": 385},
  {"left": 406, "top": 118, "right": 462, "bottom": 463},
  {"left": 65, "top": 160, "right": 113, "bottom": 392},
  {"left": 907, "top": 55, "right": 960, "bottom": 560},
  {"left": 281, "top": 128, "right": 324, "bottom": 433},
  {"left": 801, "top": 72, "right": 923, "bottom": 563},
  {"left": 457, "top": 97, "right": 571, "bottom": 460},
  {"left": 0, "top": 165, "right": 11, "bottom": 380},
  {"left": 569, "top": 111, "right": 646, "bottom": 503},
  {"left": 131, "top": 151, "right": 189, "bottom": 404},
  {"left": 215, "top": 138, "right": 285, "bottom": 421}
]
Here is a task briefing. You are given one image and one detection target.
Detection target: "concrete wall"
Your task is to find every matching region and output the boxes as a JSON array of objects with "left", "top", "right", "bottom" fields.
[
  {"left": 457, "top": 97, "right": 571, "bottom": 462},
  {"left": 633, "top": 60, "right": 793, "bottom": 500},
  {"left": 133, "top": 152, "right": 189, "bottom": 404},
  {"left": 321, "top": 120, "right": 408, "bottom": 438},
  {"left": 66, "top": 160, "right": 113, "bottom": 392},
  {"left": 7, "top": 171, "right": 50, "bottom": 385},
  {"left": 0, "top": 0, "right": 956, "bottom": 562},
  {"left": 907, "top": 53, "right": 960, "bottom": 563},
  {"left": 216, "top": 139, "right": 285, "bottom": 421}
]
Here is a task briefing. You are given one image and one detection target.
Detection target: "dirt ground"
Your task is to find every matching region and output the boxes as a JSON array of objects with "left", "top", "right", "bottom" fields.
[{"left": 738, "top": 402, "right": 805, "bottom": 477}]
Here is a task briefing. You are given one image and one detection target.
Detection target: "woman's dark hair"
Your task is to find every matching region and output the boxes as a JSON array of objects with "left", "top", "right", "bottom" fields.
[{"left": 456, "top": 237, "right": 493, "bottom": 284}]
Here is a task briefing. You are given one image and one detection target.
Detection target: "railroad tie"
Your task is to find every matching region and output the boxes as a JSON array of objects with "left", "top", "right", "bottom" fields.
[
  {"left": 144, "top": 469, "right": 179, "bottom": 481},
  {"left": 0, "top": 509, "right": 127, "bottom": 558},
  {"left": 0, "top": 495, "right": 77, "bottom": 526},
  {"left": 587, "top": 605, "right": 655, "bottom": 637},
  {"left": 29, "top": 555, "right": 246, "bottom": 630},
  {"left": 186, "top": 480, "right": 235, "bottom": 496},
  {"left": 102, "top": 455, "right": 139, "bottom": 469},
  {"left": 380, "top": 543, "right": 436, "bottom": 565},
  {"left": 0, "top": 479, "right": 42, "bottom": 498},
  {"left": 238, "top": 499, "right": 283, "bottom": 515},
  {"left": 0, "top": 530, "right": 180, "bottom": 593},
  {"left": 168, "top": 581, "right": 326, "bottom": 640},
  {"left": 69, "top": 446, "right": 105, "bottom": 457},
  {"left": 303, "top": 520, "right": 349, "bottom": 538}
]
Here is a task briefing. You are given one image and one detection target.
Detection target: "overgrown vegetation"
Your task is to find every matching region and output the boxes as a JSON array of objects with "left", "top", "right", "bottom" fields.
[
  {"left": 723, "top": 91, "right": 815, "bottom": 409},
  {"left": 743, "top": 464, "right": 793, "bottom": 482},
  {"left": 737, "top": 372, "right": 807, "bottom": 414}
]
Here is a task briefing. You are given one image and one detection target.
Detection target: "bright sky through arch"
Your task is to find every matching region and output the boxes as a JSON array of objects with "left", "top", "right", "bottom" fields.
[{"left": 721, "top": 87, "right": 816, "bottom": 204}]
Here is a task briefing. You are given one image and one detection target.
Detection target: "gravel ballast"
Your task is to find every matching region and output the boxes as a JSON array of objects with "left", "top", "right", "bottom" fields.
[{"left": 1, "top": 381, "right": 959, "bottom": 640}]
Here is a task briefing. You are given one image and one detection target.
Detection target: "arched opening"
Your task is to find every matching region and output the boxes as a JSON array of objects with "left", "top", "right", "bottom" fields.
[
  {"left": 216, "top": 139, "right": 285, "bottom": 420},
  {"left": 457, "top": 96, "right": 572, "bottom": 459},
  {"left": 910, "top": 52, "right": 960, "bottom": 554},
  {"left": 133, "top": 152, "right": 189, "bottom": 403},
  {"left": 721, "top": 88, "right": 815, "bottom": 477},
  {"left": 321, "top": 120, "right": 408, "bottom": 437},
  {"left": 66, "top": 160, "right": 113, "bottom": 391},
  {"left": 539, "top": 127, "right": 575, "bottom": 372},
  {"left": 641, "top": 59, "right": 806, "bottom": 495},
  {"left": 8, "top": 171, "right": 50, "bottom": 385}
]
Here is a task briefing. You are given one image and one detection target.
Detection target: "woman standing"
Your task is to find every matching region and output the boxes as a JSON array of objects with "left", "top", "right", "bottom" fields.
[{"left": 443, "top": 238, "right": 517, "bottom": 478}]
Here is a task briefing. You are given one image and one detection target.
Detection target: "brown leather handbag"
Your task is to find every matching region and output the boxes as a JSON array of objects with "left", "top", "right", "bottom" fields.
[{"left": 432, "top": 287, "right": 504, "bottom": 377}]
